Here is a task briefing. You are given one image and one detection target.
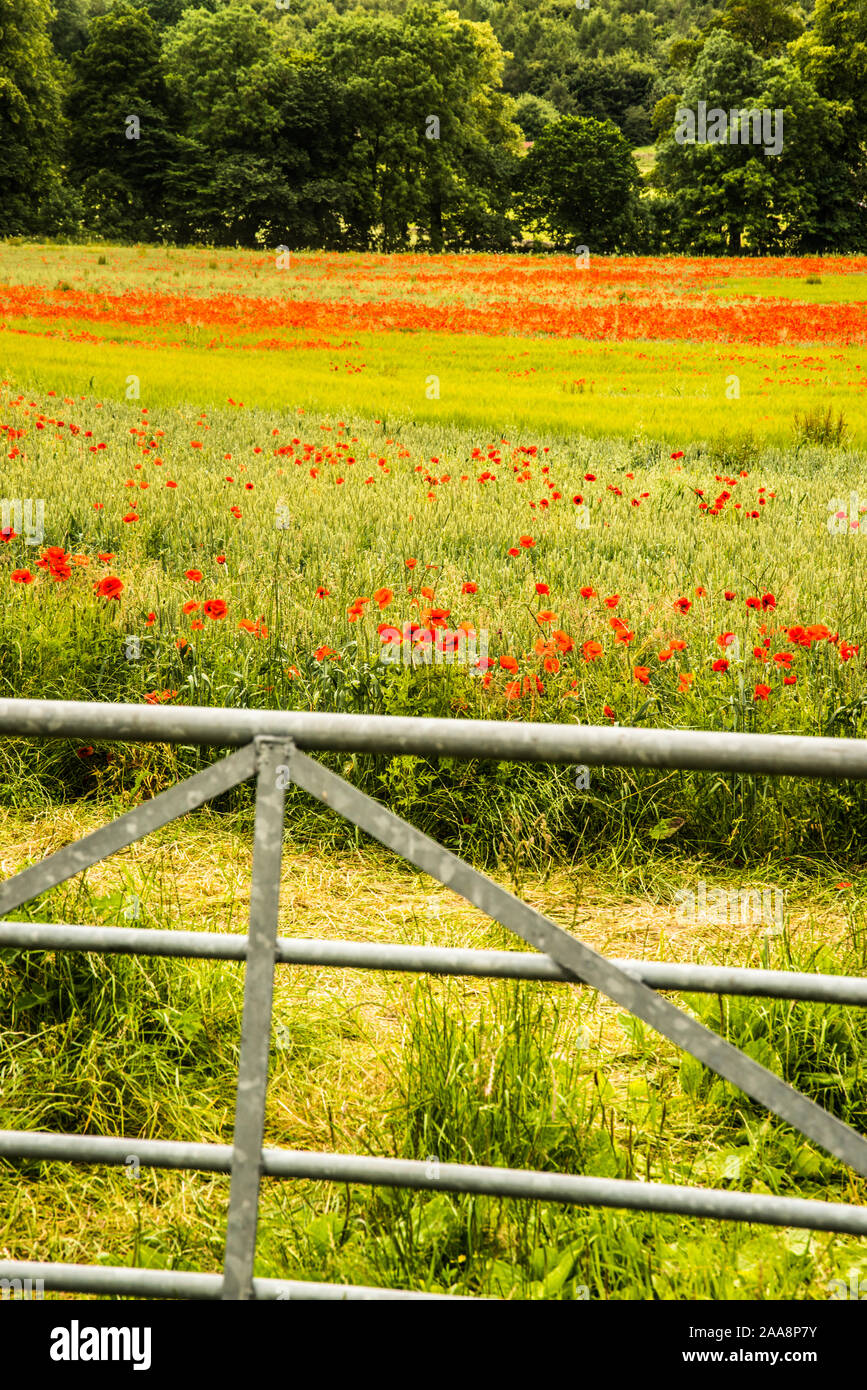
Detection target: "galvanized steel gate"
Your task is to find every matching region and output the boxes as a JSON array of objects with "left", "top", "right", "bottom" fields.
[{"left": 1, "top": 698, "right": 867, "bottom": 1301}]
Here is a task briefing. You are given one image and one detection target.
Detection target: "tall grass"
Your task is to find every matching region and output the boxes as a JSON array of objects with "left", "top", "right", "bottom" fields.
[
  {"left": 4, "top": 878, "right": 864, "bottom": 1299},
  {"left": 1, "top": 385, "right": 867, "bottom": 864}
]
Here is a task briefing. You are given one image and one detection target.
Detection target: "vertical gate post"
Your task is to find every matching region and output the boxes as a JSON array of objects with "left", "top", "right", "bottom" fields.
[{"left": 221, "top": 737, "right": 292, "bottom": 1300}]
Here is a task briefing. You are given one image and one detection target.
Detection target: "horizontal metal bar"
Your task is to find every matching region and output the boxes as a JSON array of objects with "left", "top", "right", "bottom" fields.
[
  {"left": 0, "top": 743, "right": 258, "bottom": 917},
  {"left": 2, "top": 920, "right": 866, "bottom": 1005},
  {"left": 0, "top": 1259, "right": 461, "bottom": 1300},
  {"left": 2, "top": 1132, "right": 866, "bottom": 1235},
  {"left": 2, "top": 698, "right": 867, "bottom": 779}
]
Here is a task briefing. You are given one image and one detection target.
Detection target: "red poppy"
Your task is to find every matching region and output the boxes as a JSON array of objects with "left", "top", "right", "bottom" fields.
[
  {"left": 373, "top": 587, "right": 393, "bottom": 610},
  {"left": 203, "top": 599, "right": 227, "bottom": 620},
  {"left": 580, "top": 586, "right": 596, "bottom": 599},
  {"left": 518, "top": 535, "right": 535, "bottom": 548},
  {"left": 724, "top": 590, "right": 736, "bottom": 601},
  {"left": 673, "top": 597, "right": 691, "bottom": 614},
  {"left": 11, "top": 570, "right": 33, "bottom": 584},
  {"left": 603, "top": 705, "right": 615, "bottom": 719},
  {"left": 535, "top": 582, "right": 549, "bottom": 596},
  {"left": 633, "top": 666, "right": 650, "bottom": 685},
  {"left": 712, "top": 659, "right": 729, "bottom": 672},
  {"left": 604, "top": 595, "right": 619, "bottom": 609},
  {"left": 95, "top": 576, "right": 123, "bottom": 600},
  {"left": 754, "top": 683, "right": 771, "bottom": 701},
  {"left": 583, "top": 641, "right": 603, "bottom": 661},
  {"left": 185, "top": 569, "right": 203, "bottom": 582}
]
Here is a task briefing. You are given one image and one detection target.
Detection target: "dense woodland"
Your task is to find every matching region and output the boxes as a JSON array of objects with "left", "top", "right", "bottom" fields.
[{"left": 2, "top": 0, "right": 865, "bottom": 252}]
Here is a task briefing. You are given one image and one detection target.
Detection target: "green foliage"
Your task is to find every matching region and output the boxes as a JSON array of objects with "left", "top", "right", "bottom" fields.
[
  {"left": 6, "top": 0, "right": 860, "bottom": 253},
  {"left": 519, "top": 115, "right": 645, "bottom": 249},
  {"left": 513, "top": 92, "right": 560, "bottom": 141},
  {"left": 0, "top": 0, "right": 66, "bottom": 236},
  {"left": 714, "top": 0, "right": 805, "bottom": 56},
  {"left": 793, "top": 406, "right": 849, "bottom": 448},
  {"left": 313, "top": 1, "right": 521, "bottom": 251},
  {"left": 651, "top": 30, "right": 865, "bottom": 254},
  {"left": 793, "top": 0, "right": 867, "bottom": 179},
  {"left": 66, "top": 2, "right": 173, "bottom": 241}
]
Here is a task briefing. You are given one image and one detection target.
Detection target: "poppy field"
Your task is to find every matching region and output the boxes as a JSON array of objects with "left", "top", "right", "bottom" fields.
[
  {"left": 3, "top": 243, "right": 867, "bottom": 1303},
  {"left": 2, "top": 245, "right": 867, "bottom": 858},
  {"left": 2, "top": 243, "right": 867, "bottom": 444}
]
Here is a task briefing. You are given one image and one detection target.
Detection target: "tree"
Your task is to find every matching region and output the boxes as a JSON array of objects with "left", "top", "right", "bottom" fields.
[
  {"left": 67, "top": 3, "right": 173, "bottom": 240},
  {"left": 514, "top": 92, "right": 560, "bottom": 141},
  {"left": 651, "top": 31, "right": 865, "bottom": 253},
  {"left": 314, "top": 2, "right": 521, "bottom": 251},
  {"left": 49, "top": 0, "right": 90, "bottom": 62},
  {"left": 564, "top": 52, "right": 662, "bottom": 146},
  {"left": 713, "top": 0, "right": 804, "bottom": 57},
  {"left": 0, "top": 0, "right": 66, "bottom": 235},
  {"left": 161, "top": 2, "right": 365, "bottom": 247},
  {"left": 793, "top": 0, "right": 867, "bottom": 144},
  {"left": 518, "top": 115, "right": 644, "bottom": 249}
]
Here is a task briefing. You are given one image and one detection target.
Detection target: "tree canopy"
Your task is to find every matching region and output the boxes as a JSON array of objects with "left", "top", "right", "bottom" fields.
[{"left": 1, "top": 0, "right": 864, "bottom": 254}]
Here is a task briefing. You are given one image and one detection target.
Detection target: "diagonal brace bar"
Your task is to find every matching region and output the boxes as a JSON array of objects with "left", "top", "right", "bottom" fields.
[
  {"left": 221, "top": 737, "right": 291, "bottom": 1300},
  {"left": 285, "top": 746, "right": 867, "bottom": 1180},
  {"left": 0, "top": 743, "right": 258, "bottom": 918}
]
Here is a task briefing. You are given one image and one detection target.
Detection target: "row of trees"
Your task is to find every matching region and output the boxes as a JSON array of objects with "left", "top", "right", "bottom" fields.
[{"left": 1, "top": 0, "right": 865, "bottom": 253}]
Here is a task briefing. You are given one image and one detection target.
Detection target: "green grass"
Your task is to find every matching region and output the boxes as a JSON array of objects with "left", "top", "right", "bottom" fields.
[
  {"left": 2, "top": 818, "right": 866, "bottom": 1300},
  {"left": 707, "top": 275, "right": 867, "bottom": 304},
  {"left": 4, "top": 319, "right": 866, "bottom": 445}
]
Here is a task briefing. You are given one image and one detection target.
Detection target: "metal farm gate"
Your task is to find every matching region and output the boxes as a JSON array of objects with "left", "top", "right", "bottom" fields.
[{"left": 0, "top": 698, "right": 866, "bottom": 1301}]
